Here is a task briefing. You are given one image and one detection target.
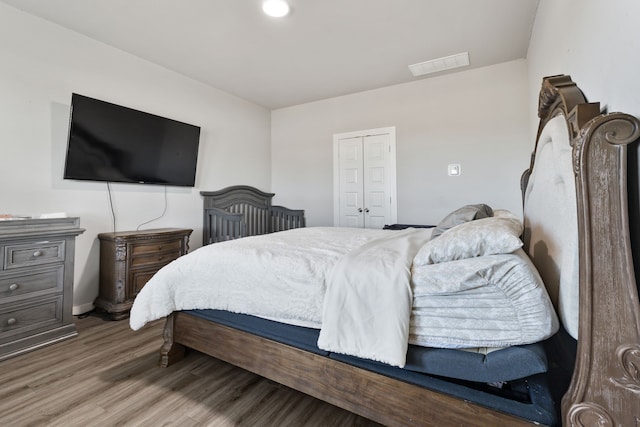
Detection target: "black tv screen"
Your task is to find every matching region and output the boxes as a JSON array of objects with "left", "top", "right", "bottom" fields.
[{"left": 64, "top": 93, "right": 201, "bottom": 187}]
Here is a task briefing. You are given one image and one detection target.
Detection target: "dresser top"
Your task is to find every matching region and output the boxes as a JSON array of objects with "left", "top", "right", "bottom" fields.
[
  {"left": 98, "top": 228, "right": 193, "bottom": 241},
  {"left": 0, "top": 217, "right": 84, "bottom": 238}
]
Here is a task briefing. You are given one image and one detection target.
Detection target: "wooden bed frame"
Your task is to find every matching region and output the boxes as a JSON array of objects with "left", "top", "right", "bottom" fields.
[{"left": 160, "top": 76, "right": 640, "bottom": 426}]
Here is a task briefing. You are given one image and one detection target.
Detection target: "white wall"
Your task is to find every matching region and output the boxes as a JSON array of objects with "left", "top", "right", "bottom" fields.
[
  {"left": 527, "top": 0, "right": 640, "bottom": 129},
  {"left": 271, "top": 60, "right": 532, "bottom": 227},
  {"left": 0, "top": 4, "right": 271, "bottom": 314}
]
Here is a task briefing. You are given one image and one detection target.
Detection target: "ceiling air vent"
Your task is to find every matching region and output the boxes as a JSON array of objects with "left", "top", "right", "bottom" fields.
[{"left": 408, "top": 52, "right": 470, "bottom": 77}]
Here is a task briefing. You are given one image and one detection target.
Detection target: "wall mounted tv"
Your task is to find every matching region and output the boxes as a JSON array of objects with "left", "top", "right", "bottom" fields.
[{"left": 64, "top": 93, "right": 201, "bottom": 187}]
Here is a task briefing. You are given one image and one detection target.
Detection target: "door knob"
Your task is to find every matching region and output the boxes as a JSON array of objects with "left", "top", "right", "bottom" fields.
[
  {"left": 358, "top": 208, "right": 363, "bottom": 213},
  {"left": 364, "top": 208, "right": 370, "bottom": 213}
]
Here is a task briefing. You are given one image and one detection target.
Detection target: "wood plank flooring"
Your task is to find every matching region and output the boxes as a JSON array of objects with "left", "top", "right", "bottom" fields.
[{"left": 0, "top": 312, "right": 382, "bottom": 427}]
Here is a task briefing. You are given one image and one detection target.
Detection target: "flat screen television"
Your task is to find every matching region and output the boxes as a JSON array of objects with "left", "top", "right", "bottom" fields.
[{"left": 64, "top": 93, "right": 201, "bottom": 187}]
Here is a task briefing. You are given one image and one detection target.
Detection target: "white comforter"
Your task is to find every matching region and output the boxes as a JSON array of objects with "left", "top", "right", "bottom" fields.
[
  {"left": 318, "top": 228, "right": 432, "bottom": 366},
  {"left": 130, "top": 227, "right": 387, "bottom": 330},
  {"left": 130, "top": 227, "right": 431, "bottom": 367}
]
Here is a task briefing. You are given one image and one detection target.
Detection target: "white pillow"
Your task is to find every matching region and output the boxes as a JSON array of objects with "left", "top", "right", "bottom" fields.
[{"left": 413, "top": 210, "right": 523, "bottom": 265}]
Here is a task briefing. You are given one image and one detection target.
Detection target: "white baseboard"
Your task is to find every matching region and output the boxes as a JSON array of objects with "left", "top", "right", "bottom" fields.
[{"left": 73, "top": 302, "right": 95, "bottom": 316}]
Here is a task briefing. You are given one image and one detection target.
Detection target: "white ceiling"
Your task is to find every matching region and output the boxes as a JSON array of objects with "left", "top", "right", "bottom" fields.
[{"left": 1, "top": 0, "right": 539, "bottom": 109}]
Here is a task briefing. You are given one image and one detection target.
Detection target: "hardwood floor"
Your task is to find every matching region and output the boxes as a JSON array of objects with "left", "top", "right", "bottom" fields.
[{"left": 0, "top": 312, "right": 382, "bottom": 427}]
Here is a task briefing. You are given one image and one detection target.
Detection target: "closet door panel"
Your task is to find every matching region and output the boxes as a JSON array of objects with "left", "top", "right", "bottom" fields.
[
  {"left": 338, "top": 137, "right": 364, "bottom": 227},
  {"left": 363, "top": 134, "right": 392, "bottom": 228}
]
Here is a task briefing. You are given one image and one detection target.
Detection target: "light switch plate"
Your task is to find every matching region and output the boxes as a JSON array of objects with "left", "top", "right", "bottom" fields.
[{"left": 448, "top": 164, "right": 461, "bottom": 176}]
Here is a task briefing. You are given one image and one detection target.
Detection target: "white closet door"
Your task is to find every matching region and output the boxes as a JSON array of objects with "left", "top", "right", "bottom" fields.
[
  {"left": 338, "top": 137, "right": 364, "bottom": 228},
  {"left": 333, "top": 127, "right": 397, "bottom": 228},
  {"left": 363, "top": 134, "right": 391, "bottom": 229}
]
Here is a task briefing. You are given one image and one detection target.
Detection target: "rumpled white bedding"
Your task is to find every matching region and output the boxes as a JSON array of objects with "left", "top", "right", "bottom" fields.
[
  {"left": 130, "top": 227, "right": 395, "bottom": 330},
  {"left": 130, "top": 226, "right": 558, "bottom": 368},
  {"left": 317, "top": 228, "right": 432, "bottom": 367}
]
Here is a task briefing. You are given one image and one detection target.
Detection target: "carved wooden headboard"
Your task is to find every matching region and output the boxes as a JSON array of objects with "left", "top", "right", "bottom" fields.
[{"left": 523, "top": 75, "right": 640, "bottom": 425}]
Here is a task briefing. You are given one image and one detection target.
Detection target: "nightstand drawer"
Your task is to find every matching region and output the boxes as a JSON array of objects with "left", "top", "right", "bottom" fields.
[
  {"left": 131, "top": 239, "right": 182, "bottom": 256},
  {"left": 4, "top": 240, "right": 66, "bottom": 270},
  {"left": 0, "top": 296, "right": 62, "bottom": 343},
  {"left": 130, "top": 268, "right": 160, "bottom": 297},
  {"left": 130, "top": 250, "right": 181, "bottom": 268},
  {"left": 0, "top": 266, "right": 63, "bottom": 302}
]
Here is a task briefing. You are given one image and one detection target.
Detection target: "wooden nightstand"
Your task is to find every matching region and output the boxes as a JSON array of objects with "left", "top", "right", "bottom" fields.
[{"left": 95, "top": 228, "right": 192, "bottom": 320}]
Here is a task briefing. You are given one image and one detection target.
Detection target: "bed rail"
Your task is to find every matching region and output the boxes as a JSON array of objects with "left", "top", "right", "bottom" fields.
[
  {"left": 271, "top": 205, "right": 306, "bottom": 232},
  {"left": 204, "top": 208, "right": 245, "bottom": 243}
]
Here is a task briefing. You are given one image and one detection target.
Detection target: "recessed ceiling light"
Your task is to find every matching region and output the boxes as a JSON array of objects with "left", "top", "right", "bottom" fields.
[
  {"left": 263, "top": 0, "right": 290, "bottom": 17},
  {"left": 408, "top": 52, "right": 470, "bottom": 77}
]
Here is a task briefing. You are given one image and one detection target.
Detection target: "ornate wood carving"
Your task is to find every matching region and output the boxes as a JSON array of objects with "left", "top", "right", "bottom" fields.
[
  {"left": 567, "top": 403, "right": 614, "bottom": 427},
  {"left": 538, "top": 75, "right": 580, "bottom": 120},
  {"left": 531, "top": 76, "right": 600, "bottom": 174},
  {"left": 114, "top": 242, "right": 127, "bottom": 261},
  {"left": 553, "top": 75, "right": 640, "bottom": 426},
  {"left": 160, "top": 313, "right": 185, "bottom": 368},
  {"left": 182, "top": 235, "right": 190, "bottom": 254},
  {"left": 613, "top": 344, "right": 640, "bottom": 392}
]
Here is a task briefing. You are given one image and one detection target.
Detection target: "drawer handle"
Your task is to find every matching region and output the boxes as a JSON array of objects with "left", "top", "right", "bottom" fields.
[
  {"left": 33, "top": 250, "right": 43, "bottom": 257},
  {"left": 8, "top": 283, "right": 19, "bottom": 291},
  {"left": 7, "top": 318, "right": 17, "bottom": 326}
]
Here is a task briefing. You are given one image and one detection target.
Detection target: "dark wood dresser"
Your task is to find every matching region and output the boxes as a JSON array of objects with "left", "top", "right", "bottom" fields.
[
  {"left": 95, "top": 228, "right": 192, "bottom": 320},
  {"left": 0, "top": 217, "right": 84, "bottom": 361}
]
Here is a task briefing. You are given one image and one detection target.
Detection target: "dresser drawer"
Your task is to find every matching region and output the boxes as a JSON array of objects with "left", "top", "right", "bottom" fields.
[
  {"left": 131, "top": 239, "right": 182, "bottom": 256},
  {"left": 0, "top": 266, "right": 64, "bottom": 303},
  {"left": 130, "top": 250, "right": 181, "bottom": 268},
  {"left": 4, "top": 240, "right": 66, "bottom": 270},
  {"left": 0, "top": 296, "right": 62, "bottom": 343}
]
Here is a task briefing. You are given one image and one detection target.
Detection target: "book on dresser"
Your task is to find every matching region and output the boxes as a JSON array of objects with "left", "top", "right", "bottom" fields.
[
  {"left": 0, "top": 217, "right": 85, "bottom": 361},
  {"left": 95, "top": 228, "right": 192, "bottom": 320}
]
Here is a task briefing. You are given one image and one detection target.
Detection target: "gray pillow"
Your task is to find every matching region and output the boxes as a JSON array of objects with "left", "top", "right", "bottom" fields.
[{"left": 430, "top": 204, "right": 493, "bottom": 240}]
